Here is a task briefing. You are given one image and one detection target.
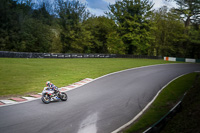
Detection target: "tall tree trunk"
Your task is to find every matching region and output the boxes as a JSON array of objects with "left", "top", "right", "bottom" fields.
[{"left": 185, "top": 16, "right": 190, "bottom": 28}]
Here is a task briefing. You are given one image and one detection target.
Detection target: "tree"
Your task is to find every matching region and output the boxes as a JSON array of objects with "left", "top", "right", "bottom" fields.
[
  {"left": 56, "top": 0, "right": 90, "bottom": 53},
  {"left": 0, "top": 0, "right": 57, "bottom": 52},
  {"left": 83, "top": 16, "right": 123, "bottom": 54},
  {"left": 107, "top": 0, "right": 154, "bottom": 55},
  {"left": 166, "top": 0, "right": 200, "bottom": 27},
  {"left": 188, "top": 26, "right": 200, "bottom": 58},
  {"left": 21, "top": 18, "right": 53, "bottom": 52},
  {"left": 150, "top": 6, "right": 188, "bottom": 57},
  {"left": 32, "top": 3, "right": 54, "bottom": 26},
  {"left": 106, "top": 31, "right": 125, "bottom": 54},
  {"left": 165, "top": 0, "right": 200, "bottom": 58},
  {"left": 0, "top": 0, "right": 33, "bottom": 51}
]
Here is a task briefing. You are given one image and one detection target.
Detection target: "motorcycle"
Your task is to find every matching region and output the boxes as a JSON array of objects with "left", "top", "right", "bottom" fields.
[{"left": 41, "top": 87, "right": 68, "bottom": 104}]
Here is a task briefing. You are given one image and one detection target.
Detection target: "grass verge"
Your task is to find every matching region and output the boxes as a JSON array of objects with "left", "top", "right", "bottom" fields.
[
  {"left": 161, "top": 73, "right": 200, "bottom": 133},
  {"left": 123, "top": 72, "right": 198, "bottom": 133},
  {"left": 0, "top": 58, "right": 170, "bottom": 97}
]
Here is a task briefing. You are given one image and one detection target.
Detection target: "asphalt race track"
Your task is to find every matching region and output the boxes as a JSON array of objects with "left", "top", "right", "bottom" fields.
[{"left": 0, "top": 63, "right": 200, "bottom": 133}]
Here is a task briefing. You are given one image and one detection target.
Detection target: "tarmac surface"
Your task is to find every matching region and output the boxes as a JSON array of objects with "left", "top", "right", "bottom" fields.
[{"left": 0, "top": 63, "right": 200, "bottom": 133}]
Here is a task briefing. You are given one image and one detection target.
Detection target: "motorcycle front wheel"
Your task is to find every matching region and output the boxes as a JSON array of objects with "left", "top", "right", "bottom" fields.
[
  {"left": 41, "top": 93, "right": 51, "bottom": 104},
  {"left": 60, "top": 92, "right": 68, "bottom": 101}
]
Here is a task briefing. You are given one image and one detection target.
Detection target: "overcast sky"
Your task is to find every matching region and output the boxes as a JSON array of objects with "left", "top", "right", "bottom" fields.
[{"left": 79, "top": 0, "right": 177, "bottom": 16}]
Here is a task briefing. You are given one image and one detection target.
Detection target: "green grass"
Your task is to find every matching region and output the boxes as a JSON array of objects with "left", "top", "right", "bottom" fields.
[
  {"left": 124, "top": 72, "right": 198, "bottom": 133},
  {"left": 161, "top": 73, "right": 200, "bottom": 133},
  {"left": 0, "top": 58, "right": 170, "bottom": 97}
]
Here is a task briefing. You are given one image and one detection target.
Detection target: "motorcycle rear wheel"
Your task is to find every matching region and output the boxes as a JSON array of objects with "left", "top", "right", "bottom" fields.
[
  {"left": 60, "top": 92, "right": 68, "bottom": 101},
  {"left": 41, "top": 93, "right": 51, "bottom": 104}
]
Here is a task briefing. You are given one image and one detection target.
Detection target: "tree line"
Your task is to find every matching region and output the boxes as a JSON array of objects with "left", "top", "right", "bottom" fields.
[{"left": 0, "top": 0, "right": 200, "bottom": 58}]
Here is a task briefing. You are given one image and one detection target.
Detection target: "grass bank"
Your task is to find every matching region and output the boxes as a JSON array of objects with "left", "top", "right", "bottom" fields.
[
  {"left": 161, "top": 73, "right": 200, "bottom": 133},
  {"left": 0, "top": 58, "right": 169, "bottom": 97},
  {"left": 124, "top": 72, "right": 198, "bottom": 133}
]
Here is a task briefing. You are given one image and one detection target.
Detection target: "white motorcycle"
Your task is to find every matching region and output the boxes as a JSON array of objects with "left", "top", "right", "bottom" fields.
[{"left": 41, "top": 87, "right": 68, "bottom": 104}]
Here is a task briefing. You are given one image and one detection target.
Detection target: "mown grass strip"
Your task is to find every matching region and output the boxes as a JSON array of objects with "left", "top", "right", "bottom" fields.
[
  {"left": 124, "top": 72, "right": 198, "bottom": 133},
  {"left": 0, "top": 58, "right": 171, "bottom": 97},
  {"left": 161, "top": 73, "right": 200, "bottom": 133}
]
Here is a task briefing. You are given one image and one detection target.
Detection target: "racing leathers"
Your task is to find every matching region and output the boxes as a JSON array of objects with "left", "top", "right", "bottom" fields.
[{"left": 48, "top": 83, "right": 59, "bottom": 96}]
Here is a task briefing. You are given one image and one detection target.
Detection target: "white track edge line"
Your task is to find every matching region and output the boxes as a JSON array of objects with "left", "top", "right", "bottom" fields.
[
  {"left": 62, "top": 63, "right": 180, "bottom": 92},
  {"left": 111, "top": 72, "right": 191, "bottom": 133},
  {"left": 88, "top": 63, "right": 183, "bottom": 83},
  {"left": 0, "top": 63, "right": 186, "bottom": 108}
]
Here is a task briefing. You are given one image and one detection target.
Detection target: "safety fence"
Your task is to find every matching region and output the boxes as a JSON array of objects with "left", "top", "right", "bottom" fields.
[
  {"left": 116, "top": 54, "right": 162, "bottom": 59},
  {"left": 164, "top": 57, "right": 200, "bottom": 63},
  {"left": 0, "top": 51, "right": 162, "bottom": 59},
  {"left": 143, "top": 92, "right": 187, "bottom": 133},
  {"left": 0, "top": 51, "right": 116, "bottom": 58}
]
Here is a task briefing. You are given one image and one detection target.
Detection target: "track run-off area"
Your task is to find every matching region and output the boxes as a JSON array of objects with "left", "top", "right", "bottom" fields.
[{"left": 0, "top": 63, "right": 200, "bottom": 133}]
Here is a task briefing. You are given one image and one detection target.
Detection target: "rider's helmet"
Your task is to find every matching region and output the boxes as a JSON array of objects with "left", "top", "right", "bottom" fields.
[{"left": 46, "top": 81, "right": 51, "bottom": 87}]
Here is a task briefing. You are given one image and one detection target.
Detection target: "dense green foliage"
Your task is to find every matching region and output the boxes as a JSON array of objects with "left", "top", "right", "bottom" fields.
[
  {"left": 107, "top": 0, "right": 154, "bottom": 55},
  {"left": 0, "top": 0, "right": 200, "bottom": 58},
  {"left": 150, "top": 7, "right": 188, "bottom": 57}
]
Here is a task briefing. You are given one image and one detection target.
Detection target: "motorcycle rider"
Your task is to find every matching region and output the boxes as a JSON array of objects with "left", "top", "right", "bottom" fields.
[{"left": 46, "top": 81, "right": 60, "bottom": 96}]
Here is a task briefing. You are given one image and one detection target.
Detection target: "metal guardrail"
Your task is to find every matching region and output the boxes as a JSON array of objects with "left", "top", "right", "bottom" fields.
[
  {"left": 0, "top": 51, "right": 162, "bottom": 59},
  {"left": 143, "top": 92, "right": 187, "bottom": 133},
  {"left": 116, "top": 54, "right": 162, "bottom": 59},
  {"left": 164, "top": 57, "right": 200, "bottom": 63},
  {"left": 0, "top": 51, "right": 116, "bottom": 58}
]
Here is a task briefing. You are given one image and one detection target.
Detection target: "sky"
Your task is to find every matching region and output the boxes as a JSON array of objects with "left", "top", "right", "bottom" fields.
[
  {"left": 78, "top": 0, "right": 177, "bottom": 16},
  {"left": 18, "top": 0, "right": 177, "bottom": 16}
]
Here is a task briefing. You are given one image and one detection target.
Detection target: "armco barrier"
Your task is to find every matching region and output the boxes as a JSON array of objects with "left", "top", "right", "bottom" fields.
[
  {"left": 0, "top": 51, "right": 116, "bottom": 58},
  {"left": 185, "top": 58, "right": 196, "bottom": 63},
  {"left": 116, "top": 54, "right": 162, "bottom": 59},
  {"left": 0, "top": 51, "right": 162, "bottom": 59},
  {"left": 197, "top": 59, "right": 200, "bottom": 63},
  {"left": 0, "top": 51, "right": 44, "bottom": 58},
  {"left": 164, "top": 56, "right": 199, "bottom": 63},
  {"left": 143, "top": 92, "right": 187, "bottom": 133},
  {"left": 143, "top": 101, "right": 182, "bottom": 133}
]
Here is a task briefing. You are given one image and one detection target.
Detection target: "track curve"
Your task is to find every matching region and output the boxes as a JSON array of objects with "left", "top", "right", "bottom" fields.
[{"left": 0, "top": 63, "right": 199, "bottom": 133}]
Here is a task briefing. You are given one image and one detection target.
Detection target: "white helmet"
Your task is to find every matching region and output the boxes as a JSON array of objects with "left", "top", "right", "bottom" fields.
[{"left": 46, "top": 81, "right": 51, "bottom": 87}]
